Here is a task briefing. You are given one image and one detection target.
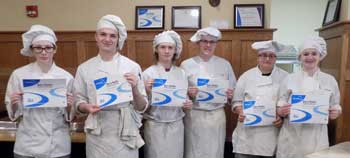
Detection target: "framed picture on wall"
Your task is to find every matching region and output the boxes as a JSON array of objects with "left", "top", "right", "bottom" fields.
[
  {"left": 172, "top": 6, "right": 201, "bottom": 29},
  {"left": 234, "top": 4, "right": 265, "bottom": 28},
  {"left": 135, "top": 6, "right": 165, "bottom": 29},
  {"left": 322, "top": 0, "right": 342, "bottom": 26}
]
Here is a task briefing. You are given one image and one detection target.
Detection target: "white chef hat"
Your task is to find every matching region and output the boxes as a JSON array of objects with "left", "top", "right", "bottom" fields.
[
  {"left": 153, "top": 30, "right": 183, "bottom": 59},
  {"left": 190, "top": 27, "right": 222, "bottom": 42},
  {"left": 299, "top": 36, "right": 327, "bottom": 60},
  {"left": 20, "top": 25, "right": 57, "bottom": 57},
  {"left": 252, "top": 40, "right": 296, "bottom": 55},
  {"left": 97, "top": 14, "right": 127, "bottom": 50}
]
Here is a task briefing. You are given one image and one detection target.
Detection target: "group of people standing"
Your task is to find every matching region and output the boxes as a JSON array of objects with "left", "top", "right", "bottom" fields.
[{"left": 4, "top": 14, "right": 341, "bottom": 158}]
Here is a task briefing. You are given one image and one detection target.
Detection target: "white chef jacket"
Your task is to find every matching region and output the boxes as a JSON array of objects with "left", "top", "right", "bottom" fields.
[
  {"left": 232, "top": 66, "right": 288, "bottom": 156},
  {"left": 5, "top": 62, "right": 73, "bottom": 158},
  {"left": 73, "top": 53, "right": 147, "bottom": 158},
  {"left": 276, "top": 69, "right": 341, "bottom": 158}
]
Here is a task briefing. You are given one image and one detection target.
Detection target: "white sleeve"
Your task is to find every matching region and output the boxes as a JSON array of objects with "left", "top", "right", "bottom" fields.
[
  {"left": 5, "top": 72, "right": 23, "bottom": 121},
  {"left": 232, "top": 74, "right": 246, "bottom": 110},
  {"left": 72, "top": 66, "right": 89, "bottom": 116}
]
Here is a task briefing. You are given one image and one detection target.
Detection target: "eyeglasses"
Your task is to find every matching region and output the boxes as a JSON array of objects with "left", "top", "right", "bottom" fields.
[
  {"left": 258, "top": 54, "right": 276, "bottom": 59},
  {"left": 31, "top": 46, "right": 56, "bottom": 54},
  {"left": 199, "top": 40, "right": 217, "bottom": 45}
]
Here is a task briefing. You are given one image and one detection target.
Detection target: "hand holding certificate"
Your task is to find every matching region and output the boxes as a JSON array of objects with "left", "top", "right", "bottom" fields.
[
  {"left": 196, "top": 78, "right": 228, "bottom": 104},
  {"left": 151, "top": 79, "right": 188, "bottom": 107},
  {"left": 94, "top": 75, "right": 133, "bottom": 108},
  {"left": 289, "top": 90, "right": 331, "bottom": 124},
  {"left": 22, "top": 79, "right": 67, "bottom": 108}
]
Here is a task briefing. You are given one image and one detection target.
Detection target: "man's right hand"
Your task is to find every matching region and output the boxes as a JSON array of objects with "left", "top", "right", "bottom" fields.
[{"left": 78, "top": 103, "right": 101, "bottom": 114}]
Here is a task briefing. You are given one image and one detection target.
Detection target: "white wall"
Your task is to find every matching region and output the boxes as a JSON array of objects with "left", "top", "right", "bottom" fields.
[
  {"left": 0, "top": 0, "right": 271, "bottom": 31},
  {"left": 271, "top": 0, "right": 328, "bottom": 48}
]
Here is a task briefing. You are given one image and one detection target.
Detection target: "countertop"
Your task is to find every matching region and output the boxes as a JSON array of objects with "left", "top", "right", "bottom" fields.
[{"left": 0, "top": 130, "right": 85, "bottom": 143}]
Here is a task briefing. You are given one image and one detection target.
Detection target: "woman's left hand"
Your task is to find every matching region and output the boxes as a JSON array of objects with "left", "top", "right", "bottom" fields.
[
  {"left": 66, "top": 92, "right": 74, "bottom": 110},
  {"left": 329, "top": 106, "right": 341, "bottom": 120},
  {"left": 273, "top": 116, "right": 283, "bottom": 128},
  {"left": 124, "top": 73, "right": 138, "bottom": 88},
  {"left": 226, "top": 88, "right": 234, "bottom": 100},
  {"left": 182, "top": 100, "right": 193, "bottom": 110}
]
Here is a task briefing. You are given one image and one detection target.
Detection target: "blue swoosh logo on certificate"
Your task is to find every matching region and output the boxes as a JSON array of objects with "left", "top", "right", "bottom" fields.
[
  {"left": 23, "top": 79, "right": 40, "bottom": 87},
  {"left": 291, "top": 95, "right": 306, "bottom": 104},
  {"left": 153, "top": 79, "right": 167, "bottom": 88},
  {"left": 243, "top": 101, "right": 256, "bottom": 110},
  {"left": 262, "top": 108, "right": 275, "bottom": 118},
  {"left": 24, "top": 92, "right": 49, "bottom": 108},
  {"left": 214, "top": 88, "right": 226, "bottom": 96},
  {"left": 117, "top": 82, "right": 131, "bottom": 93},
  {"left": 196, "top": 90, "right": 214, "bottom": 102},
  {"left": 290, "top": 108, "right": 312, "bottom": 123},
  {"left": 313, "top": 105, "right": 328, "bottom": 116},
  {"left": 152, "top": 92, "right": 171, "bottom": 106},
  {"left": 197, "top": 78, "right": 209, "bottom": 86},
  {"left": 49, "top": 87, "right": 65, "bottom": 98},
  {"left": 173, "top": 89, "right": 187, "bottom": 99},
  {"left": 244, "top": 114, "right": 262, "bottom": 126},
  {"left": 99, "top": 93, "right": 117, "bottom": 108},
  {"left": 94, "top": 77, "right": 107, "bottom": 90}
]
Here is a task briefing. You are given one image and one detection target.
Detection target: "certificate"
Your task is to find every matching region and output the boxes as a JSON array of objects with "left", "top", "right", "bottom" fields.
[
  {"left": 243, "top": 99, "right": 276, "bottom": 126},
  {"left": 22, "top": 79, "right": 67, "bottom": 108},
  {"left": 289, "top": 90, "right": 331, "bottom": 124},
  {"left": 196, "top": 78, "right": 228, "bottom": 104},
  {"left": 234, "top": 4, "right": 264, "bottom": 28},
  {"left": 94, "top": 75, "right": 133, "bottom": 108},
  {"left": 151, "top": 79, "right": 188, "bottom": 107}
]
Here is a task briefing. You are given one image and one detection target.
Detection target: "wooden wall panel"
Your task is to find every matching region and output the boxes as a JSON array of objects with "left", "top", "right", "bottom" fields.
[
  {"left": 135, "top": 40, "right": 153, "bottom": 70},
  {"left": 0, "top": 29, "right": 275, "bottom": 141},
  {"left": 319, "top": 21, "right": 350, "bottom": 143},
  {"left": 320, "top": 37, "right": 342, "bottom": 81}
]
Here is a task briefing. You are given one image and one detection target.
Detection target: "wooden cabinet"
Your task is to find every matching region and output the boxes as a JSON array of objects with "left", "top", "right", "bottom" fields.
[
  {"left": 318, "top": 21, "right": 350, "bottom": 143},
  {"left": 0, "top": 29, "right": 275, "bottom": 141}
]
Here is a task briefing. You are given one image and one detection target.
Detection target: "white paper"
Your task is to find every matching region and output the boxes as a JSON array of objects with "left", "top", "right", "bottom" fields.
[
  {"left": 243, "top": 99, "right": 276, "bottom": 126},
  {"left": 325, "top": 0, "right": 337, "bottom": 23},
  {"left": 22, "top": 79, "right": 67, "bottom": 108},
  {"left": 237, "top": 7, "right": 262, "bottom": 26},
  {"left": 173, "top": 9, "right": 199, "bottom": 28},
  {"left": 94, "top": 75, "right": 133, "bottom": 108},
  {"left": 289, "top": 90, "right": 331, "bottom": 124},
  {"left": 196, "top": 78, "right": 228, "bottom": 104},
  {"left": 151, "top": 79, "right": 188, "bottom": 107}
]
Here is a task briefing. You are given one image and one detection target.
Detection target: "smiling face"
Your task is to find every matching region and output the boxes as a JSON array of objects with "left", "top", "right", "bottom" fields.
[
  {"left": 198, "top": 35, "right": 217, "bottom": 58},
  {"left": 95, "top": 28, "right": 119, "bottom": 53},
  {"left": 155, "top": 42, "right": 176, "bottom": 64},
  {"left": 31, "top": 40, "right": 56, "bottom": 65},
  {"left": 300, "top": 48, "right": 321, "bottom": 71},
  {"left": 257, "top": 51, "right": 276, "bottom": 73}
]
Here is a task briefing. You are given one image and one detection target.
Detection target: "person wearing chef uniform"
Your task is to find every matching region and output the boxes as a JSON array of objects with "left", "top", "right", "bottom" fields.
[
  {"left": 72, "top": 14, "right": 148, "bottom": 158},
  {"left": 231, "top": 40, "right": 292, "bottom": 158},
  {"left": 180, "top": 27, "right": 236, "bottom": 158},
  {"left": 276, "top": 36, "right": 342, "bottom": 158},
  {"left": 142, "top": 30, "right": 193, "bottom": 158},
  {"left": 5, "top": 24, "right": 74, "bottom": 158}
]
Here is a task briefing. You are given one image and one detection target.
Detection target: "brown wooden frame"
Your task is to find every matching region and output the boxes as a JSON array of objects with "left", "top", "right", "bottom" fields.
[{"left": 172, "top": 6, "right": 201, "bottom": 29}]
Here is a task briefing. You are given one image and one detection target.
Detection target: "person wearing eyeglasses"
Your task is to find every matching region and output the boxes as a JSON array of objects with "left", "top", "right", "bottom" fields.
[
  {"left": 276, "top": 36, "right": 341, "bottom": 158},
  {"left": 180, "top": 27, "right": 236, "bottom": 158},
  {"left": 73, "top": 15, "right": 147, "bottom": 158},
  {"left": 4, "top": 25, "right": 74, "bottom": 158},
  {"left": 231, "top": 41, "right": 292, "bottom": 158}
]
